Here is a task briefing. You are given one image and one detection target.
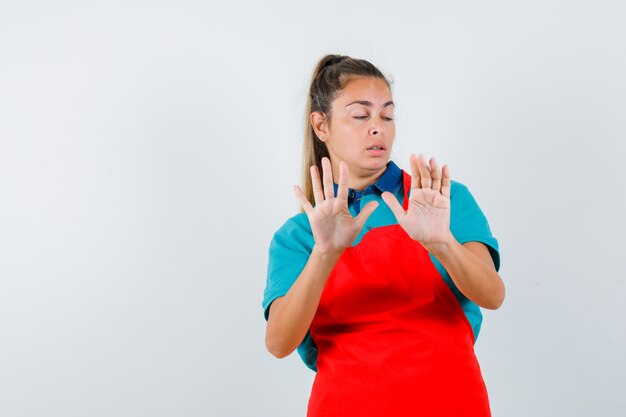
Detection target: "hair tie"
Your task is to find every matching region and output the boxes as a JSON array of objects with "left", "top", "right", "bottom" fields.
[{"left": 324, "top": 56, "right": 347, "bottom": 69}]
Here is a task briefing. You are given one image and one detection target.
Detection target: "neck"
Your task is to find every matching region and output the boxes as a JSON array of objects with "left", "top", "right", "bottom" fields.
[{"left": 332, "top": 162, "right": 388, "bottom": 191}]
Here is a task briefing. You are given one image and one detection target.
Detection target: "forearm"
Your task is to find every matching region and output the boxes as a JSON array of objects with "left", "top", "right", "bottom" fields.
[
  {"left": 424, "top": 231, "right": 505, "bottom": 310},
  {"left": 265, "top": 246, "right": 342, "bottom": 358}
]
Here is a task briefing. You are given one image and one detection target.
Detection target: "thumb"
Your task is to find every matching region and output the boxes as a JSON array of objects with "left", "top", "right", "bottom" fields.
[
  {"left": 381, "top": 191, "right": 405, "bottom": 222},
  {"left": 354, "top": 201, "right": 379, "bottom": 230}
]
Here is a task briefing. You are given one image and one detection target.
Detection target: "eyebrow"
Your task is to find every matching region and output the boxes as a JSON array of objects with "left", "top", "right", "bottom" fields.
[{"left": 345, "top": 100, "right": 395, "bottom": 108}]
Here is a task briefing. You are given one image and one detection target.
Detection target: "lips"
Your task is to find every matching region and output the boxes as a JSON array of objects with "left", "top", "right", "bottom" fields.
[{"left": 366, "top": 144, "right": 386, "bottom": 157}]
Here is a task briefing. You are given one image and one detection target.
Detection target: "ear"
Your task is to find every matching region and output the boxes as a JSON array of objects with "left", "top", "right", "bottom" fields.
[{"left": 310, "top": 111, "right": 329, "bottom": 142}]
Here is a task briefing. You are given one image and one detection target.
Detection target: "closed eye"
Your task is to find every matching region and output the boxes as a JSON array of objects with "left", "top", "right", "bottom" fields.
[{"left": 353, "top": 116, "right": 394, "bottom": 121}]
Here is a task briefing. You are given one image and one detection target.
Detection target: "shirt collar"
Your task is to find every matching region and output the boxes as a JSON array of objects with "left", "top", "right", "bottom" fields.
[
  {"left": 371, "top": 159, "right": 403, "bottom": 194},
  {"left": 333, "top": 160, "right": 403, "bottom": 201}
]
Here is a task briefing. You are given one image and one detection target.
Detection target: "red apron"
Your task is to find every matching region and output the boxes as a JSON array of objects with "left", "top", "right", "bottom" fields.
[{"left": 307, "top": 170, "right": 492, "bottom": 417}]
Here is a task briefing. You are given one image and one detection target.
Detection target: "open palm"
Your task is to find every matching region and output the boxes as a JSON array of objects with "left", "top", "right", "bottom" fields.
[
  {"left": 382, "top": 153, "right": 451, "bottom": 246},
  {"left": 294, "top": 157, "right": 379, "bottom": 255}
]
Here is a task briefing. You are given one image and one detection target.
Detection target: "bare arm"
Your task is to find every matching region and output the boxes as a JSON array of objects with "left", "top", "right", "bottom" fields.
[
  {"left": 265, "top": 246, "right": 342, "bottom": 358},
  {"left": 382, "top": 153, "right": 504, "bottom": 309},
  {"left": 264, "top": 158, "right": 377, "bottom": 359},
  {"left": 425, "top": 237, "right": 505, "bottom": 310}
]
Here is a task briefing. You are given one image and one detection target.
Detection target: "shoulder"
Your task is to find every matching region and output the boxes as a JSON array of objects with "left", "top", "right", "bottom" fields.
[
  {"left": 272, "top": 212, "right": 312, "bottom": 242},
  {"left": 448, "top": 179, "right": 483, "bottom": 209},
  {"left": 447, "top": 178, "right": 490, "bottom": 221},
  {"left": 269, "top": 211, "right": 314, "bottom": 257},
  {"left": 450, "top": 179, "right": 468, "bottom": 198}
]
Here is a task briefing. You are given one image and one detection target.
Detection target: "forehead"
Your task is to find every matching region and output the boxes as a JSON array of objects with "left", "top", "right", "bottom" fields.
[{"left": 334, "top": 76, "right": 392, "bottom": 105}]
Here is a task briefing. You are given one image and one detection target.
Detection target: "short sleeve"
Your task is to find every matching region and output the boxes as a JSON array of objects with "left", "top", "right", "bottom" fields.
[
  {"left": 262, "top": 213, "right": 319, "bottom": 372},
  {"left": 449, "top": 180, "right": 501, "bottom": 272},
  {"left": 262, "top": 213, "right": 315, "bottom": 321}
]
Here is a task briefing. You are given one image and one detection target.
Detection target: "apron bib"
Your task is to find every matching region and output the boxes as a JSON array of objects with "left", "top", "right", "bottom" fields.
[{"left": 307, "top": 170, "right": 492, "bottom": 417}]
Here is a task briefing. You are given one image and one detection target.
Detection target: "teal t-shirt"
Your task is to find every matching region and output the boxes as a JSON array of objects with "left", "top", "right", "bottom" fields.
[{"left": 262, "top": 160, "right": 500, "bottom": 372}]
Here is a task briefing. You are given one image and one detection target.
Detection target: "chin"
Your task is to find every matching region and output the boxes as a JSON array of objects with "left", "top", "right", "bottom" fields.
[{"left": 362, "top": 159, "right": 388, "bottom": 171}]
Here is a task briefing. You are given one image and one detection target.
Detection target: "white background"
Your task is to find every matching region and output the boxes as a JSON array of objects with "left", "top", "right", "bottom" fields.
[{"left": 1, "top": 1, "right": 625, "bottom": 416}]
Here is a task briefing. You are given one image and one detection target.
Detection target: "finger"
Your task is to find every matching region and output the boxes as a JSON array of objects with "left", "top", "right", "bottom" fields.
[
  {"left": 321, "top": 157, "right": 334, "bottom": 200},
  {"left": 336, "top": 160, "right": 349, "bottom": 204},
  {"left": 410, "top": 153, "right": 422, "bottom": 189},
  {"left": 441, "top": 164, "right": 451, "bottom": 198},
  {"left": 354, "top": 200, "right": 379, "bottom": 230},
  {"left": 310, "top": 165, "right": 324, "bottom": 205},
  {"left": 381, "top": 191, "right": 406, "bottom": 223},
  {"left": 430, "top": 157, "right": 442, "bottom": 192},
  {"left": 294, "top": 185, "right": 313, "bottom": 214},
  {"left": 417, "top": 153, "right": 432, "bottom": 189}
]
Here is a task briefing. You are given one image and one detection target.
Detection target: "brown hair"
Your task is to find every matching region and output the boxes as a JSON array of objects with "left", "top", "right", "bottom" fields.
[{"left": 300, "top": 54, "right": 393, "bottom": 211}]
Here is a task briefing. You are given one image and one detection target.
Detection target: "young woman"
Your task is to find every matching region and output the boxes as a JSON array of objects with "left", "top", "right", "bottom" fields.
[{"left": 262, "top": 54, "right": 505, "bottom": 416}]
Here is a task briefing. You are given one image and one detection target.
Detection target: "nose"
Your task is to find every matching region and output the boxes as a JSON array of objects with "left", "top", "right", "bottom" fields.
[{"left": 369, "top": 117, "right": 384, "bottom": 136}]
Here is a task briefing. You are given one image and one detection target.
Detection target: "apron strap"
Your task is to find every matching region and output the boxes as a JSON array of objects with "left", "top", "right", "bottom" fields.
[{"left": 401, "top": 170, "right": 412, "bottom": 211}]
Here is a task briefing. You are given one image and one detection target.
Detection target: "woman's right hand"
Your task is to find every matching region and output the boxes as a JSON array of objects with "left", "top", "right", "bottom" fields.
[{"left": 293, "top": 157, "right": 379, "bottom": 255}]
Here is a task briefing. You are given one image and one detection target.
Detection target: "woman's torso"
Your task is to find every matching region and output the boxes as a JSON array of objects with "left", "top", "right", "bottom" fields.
[{"left": 306, "top": 170, "right": 492, "bottom": 417}]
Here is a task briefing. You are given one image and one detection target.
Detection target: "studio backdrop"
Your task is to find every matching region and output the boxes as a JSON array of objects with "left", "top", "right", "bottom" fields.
[{"left": 1, "top": 1, "right": 624, "bottom": 416}]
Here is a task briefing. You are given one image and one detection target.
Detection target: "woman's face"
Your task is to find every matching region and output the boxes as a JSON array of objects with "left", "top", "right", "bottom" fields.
[{"left": 312, "top": 76, "right": 396, "bottom": 182}]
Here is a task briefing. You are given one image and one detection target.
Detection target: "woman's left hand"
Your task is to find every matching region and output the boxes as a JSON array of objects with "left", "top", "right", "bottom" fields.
[{"left": 381, "top": 153, "right": 452, "bottom": 248}]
